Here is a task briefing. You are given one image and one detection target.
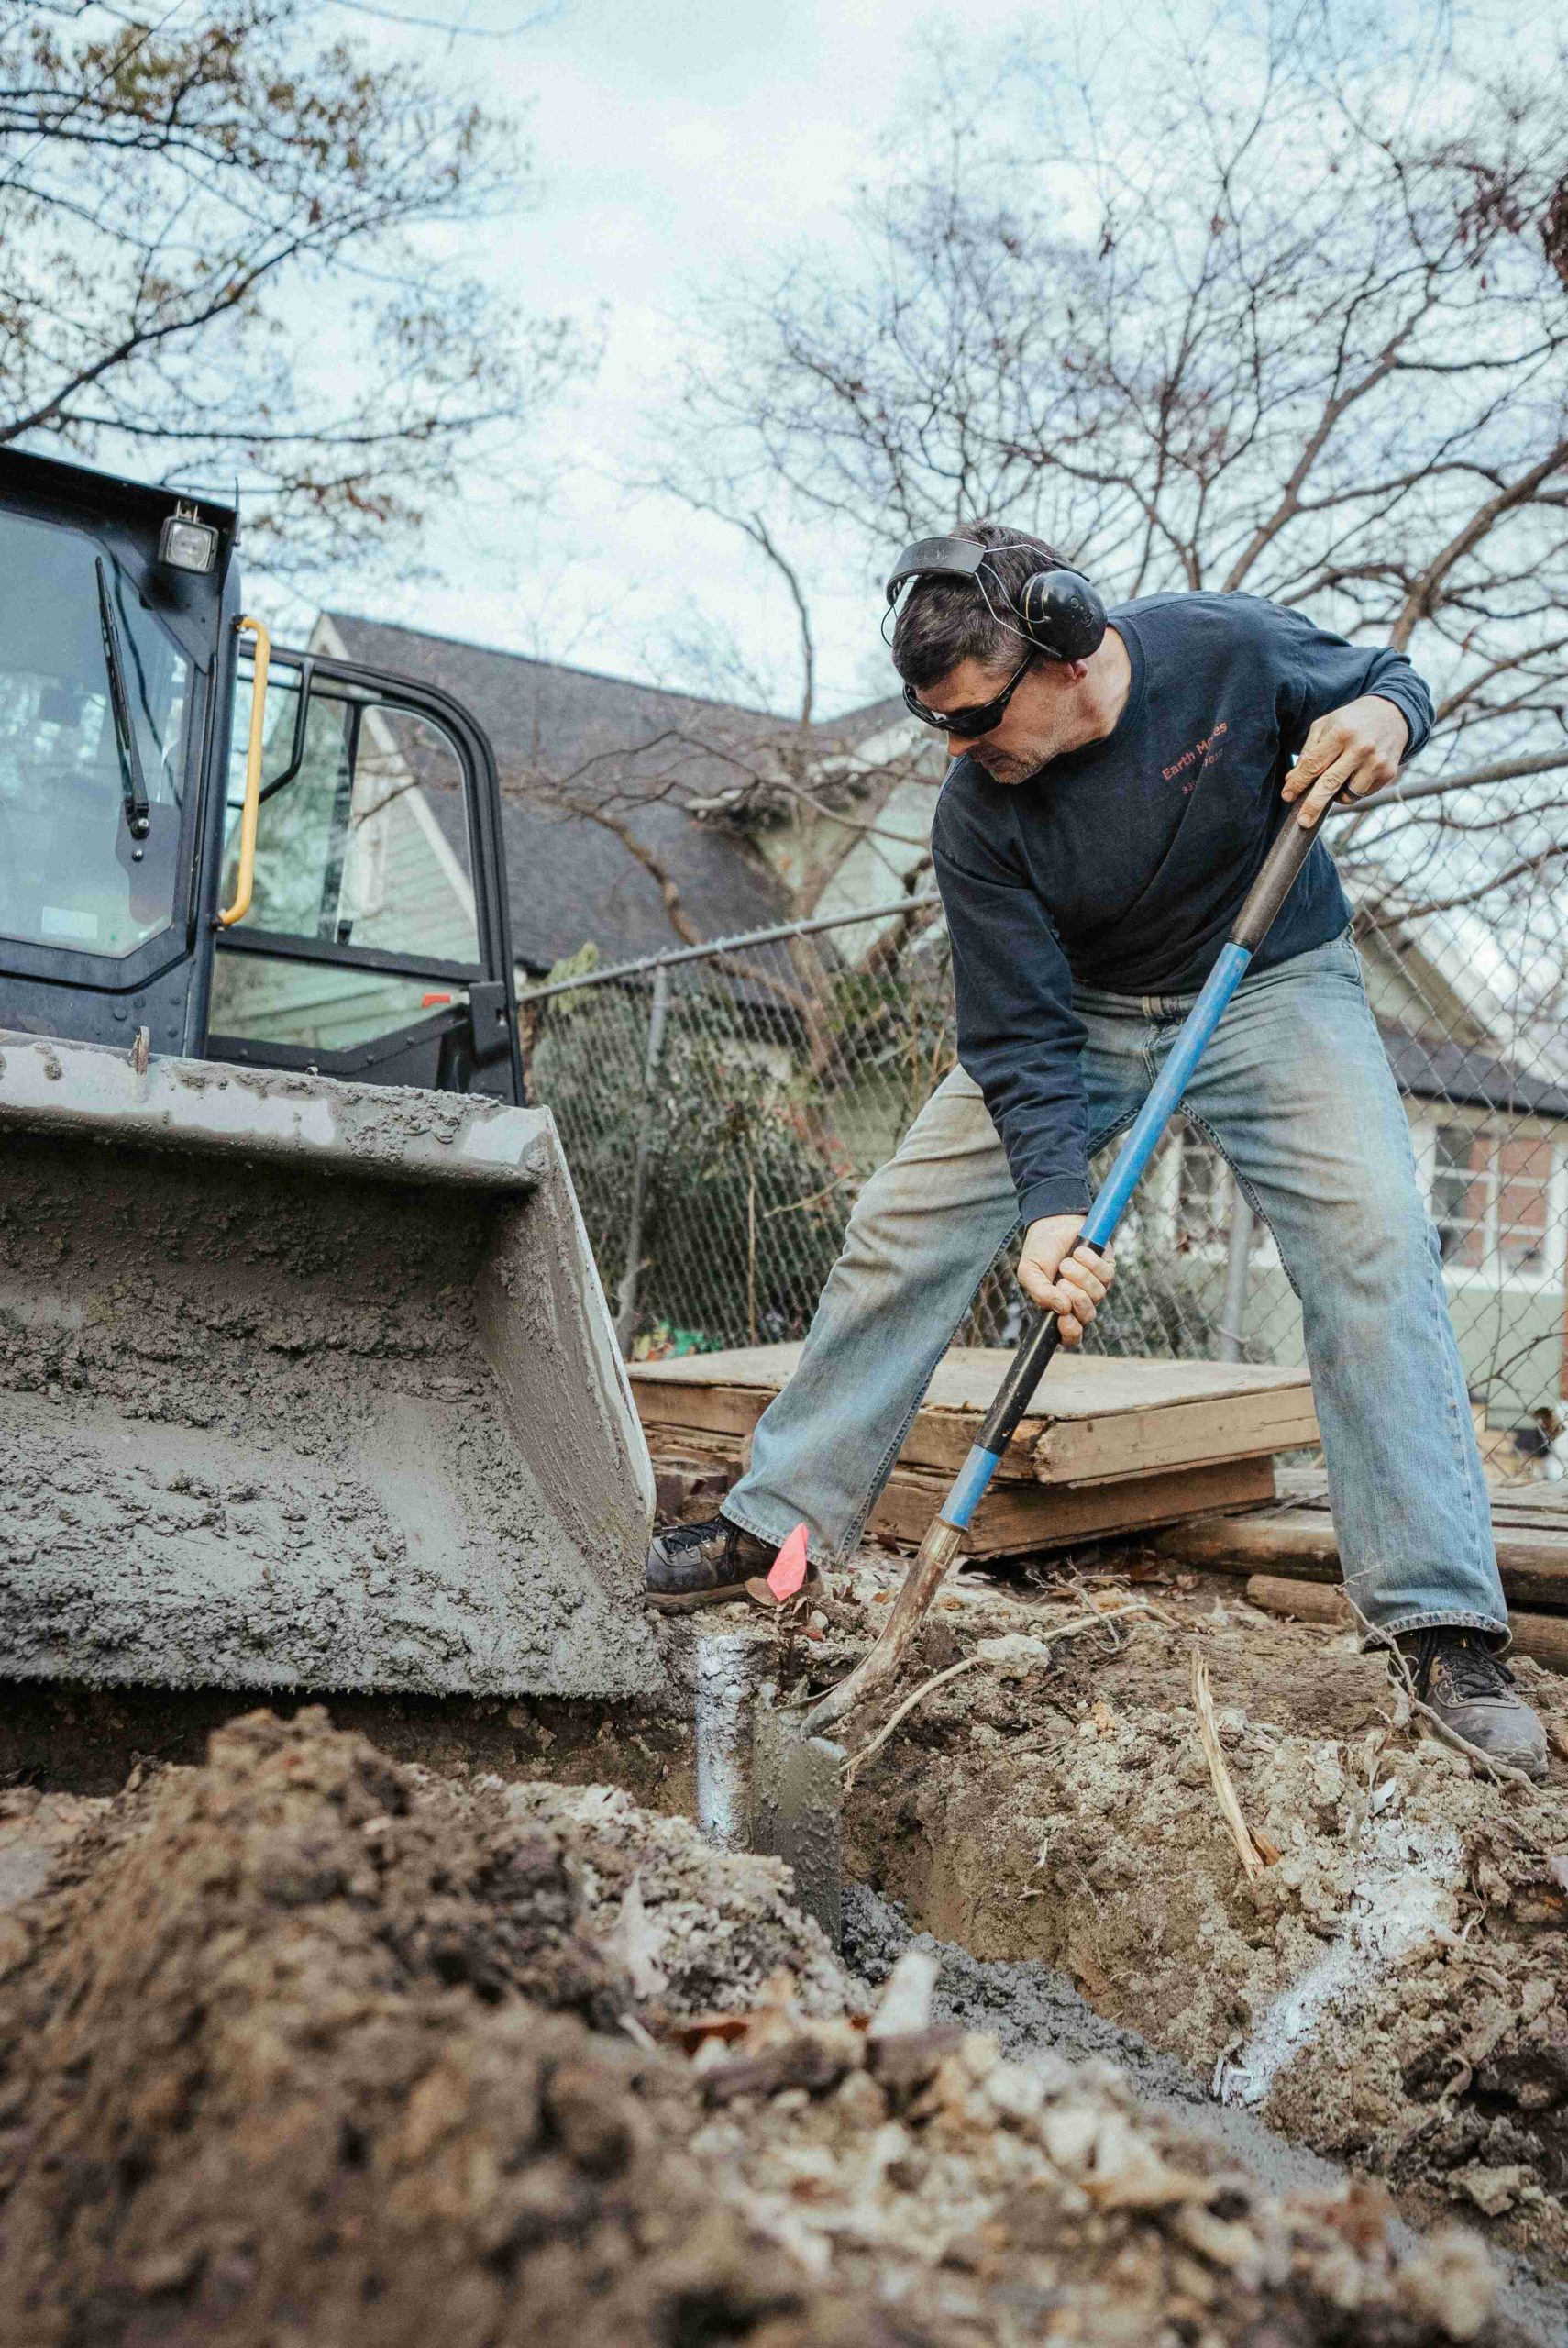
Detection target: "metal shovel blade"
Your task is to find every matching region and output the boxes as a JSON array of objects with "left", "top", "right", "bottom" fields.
[{"left": 750, "top": 1696, "right": 845, "bottom": 1947}]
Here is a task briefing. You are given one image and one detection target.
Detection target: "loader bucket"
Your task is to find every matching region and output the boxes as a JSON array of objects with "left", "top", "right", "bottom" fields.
[{"left": 0, "top": 1032, "right": 661, "bottom": 1697}]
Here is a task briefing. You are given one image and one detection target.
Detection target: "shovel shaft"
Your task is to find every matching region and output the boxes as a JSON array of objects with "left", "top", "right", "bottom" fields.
[
  {"left": 801, "top": 811, "right": 1321, "bottom": 1736},
  {"left": 942, "top": 812, "right": 1320, "bottom": 1531}
]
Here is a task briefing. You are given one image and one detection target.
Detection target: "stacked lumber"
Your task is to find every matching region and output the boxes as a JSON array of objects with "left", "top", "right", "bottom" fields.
[
  {"left": 1242, "top": 1573, "right": 1568, "bottom": 1673},
  {"left": 1154, "top": 1465, "right": 1568, "bottom": 1615},
  {"left": 630, "top": 1343, "right": 1319, "bottom": 1559}
]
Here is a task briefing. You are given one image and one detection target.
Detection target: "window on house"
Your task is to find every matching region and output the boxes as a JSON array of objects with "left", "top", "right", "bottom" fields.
[
  {"left": 1432, "top": 1124, "right": 1488, "bottom": 1268},
  {"left": 1496, "top": 1133, "right": 1554, "bottom": 1276},
  {"left": 1431, "top": 1123, "right": 1556, "bottom": 1280}
]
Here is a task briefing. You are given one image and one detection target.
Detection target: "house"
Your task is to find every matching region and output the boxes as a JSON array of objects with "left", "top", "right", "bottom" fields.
[
  {"left": 284, "top": 615, "right": 1562, "bottom": 1416},
  {"left": 314, "top": 613, "right": 803, "bottom": 973},
  {"left": 1152, "top": 914, "right": 1568, "bottom": 1423}
]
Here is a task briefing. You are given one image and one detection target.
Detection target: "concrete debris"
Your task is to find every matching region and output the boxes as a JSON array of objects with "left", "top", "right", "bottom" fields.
[
  {"left": 502, "top": 1777, "right": 847, "bottom": 2018},
  {"left": 867, "top": 1948, "right": 940, "bottom": 2038}
]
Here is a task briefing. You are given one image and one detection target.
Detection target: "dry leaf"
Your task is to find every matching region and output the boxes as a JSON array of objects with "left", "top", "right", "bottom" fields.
[{"left": 675, "top": 2013, "right": 752, "bottom": 2054}]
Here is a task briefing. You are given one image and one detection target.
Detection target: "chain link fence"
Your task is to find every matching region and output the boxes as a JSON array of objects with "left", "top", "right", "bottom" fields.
[{"left": 520, "top": 792, "right": 1568, "bottom": 1468}]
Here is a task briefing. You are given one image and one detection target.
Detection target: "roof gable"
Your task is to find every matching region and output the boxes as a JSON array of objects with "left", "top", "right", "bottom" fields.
[{"left": 316, "top": 613, "right": 807, "bottom": 969}]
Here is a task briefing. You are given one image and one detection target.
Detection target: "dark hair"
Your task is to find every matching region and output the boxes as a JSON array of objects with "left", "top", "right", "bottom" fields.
[{"left": 891, "top": 520, "right": 1072, "bottom": 691}]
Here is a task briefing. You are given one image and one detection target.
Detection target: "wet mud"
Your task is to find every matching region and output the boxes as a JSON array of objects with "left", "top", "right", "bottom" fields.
[{"left": 0, "top": 1116, "right": 660, "bottom": 1696}]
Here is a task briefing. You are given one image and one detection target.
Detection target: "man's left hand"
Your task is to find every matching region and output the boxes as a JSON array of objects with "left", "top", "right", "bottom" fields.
[{"left": 1280, "top": 695, "right": 1409, "bottom": 829}]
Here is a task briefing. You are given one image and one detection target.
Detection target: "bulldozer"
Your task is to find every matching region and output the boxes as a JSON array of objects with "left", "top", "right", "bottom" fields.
[{"left": 0, "top": 448, "right": 660, "bottom": 1700}]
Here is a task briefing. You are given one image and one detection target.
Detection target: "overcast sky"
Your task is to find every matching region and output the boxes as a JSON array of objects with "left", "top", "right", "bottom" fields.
[
  {"left": 311, "top": 0, "right": 1061, "bottom": 714},
  {"left": 304, "top": 0, "right": 1547, "bottom": 718}
]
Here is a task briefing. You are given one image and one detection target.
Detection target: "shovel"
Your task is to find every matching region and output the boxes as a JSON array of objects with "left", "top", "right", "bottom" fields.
[{"left": 752, "top": 807, "right": 1328, "bottom": 1938}]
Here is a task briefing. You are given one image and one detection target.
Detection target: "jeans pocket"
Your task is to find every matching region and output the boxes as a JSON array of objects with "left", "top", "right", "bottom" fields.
[{"left": 1311, "top": 924, "right": 1364, "bottom": 986}]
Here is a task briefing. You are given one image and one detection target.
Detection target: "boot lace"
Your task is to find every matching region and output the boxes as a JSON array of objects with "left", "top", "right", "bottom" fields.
[
  {"left": 1408, "top": 1629, "right": 1513, "bottom": 1704},
  {"left": 657, "top": 1515, "right": 736, "bottom": 1558}
]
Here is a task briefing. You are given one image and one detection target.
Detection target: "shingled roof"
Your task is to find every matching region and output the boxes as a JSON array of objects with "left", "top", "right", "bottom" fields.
[
  {"left": 318, "top": 612, "right": 903, "bottom": 974},
  {"left": 1382, "top": 1029, "right": 1568, "bottom": 1121}
]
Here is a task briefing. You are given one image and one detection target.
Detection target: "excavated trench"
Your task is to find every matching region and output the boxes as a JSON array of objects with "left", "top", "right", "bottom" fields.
[
  {"left": 3, "top": 1558, "right": 1567, "bottom": 2345},
  {"left": 822, "top": 1565, "right": 1568, "bottom": 2301}
]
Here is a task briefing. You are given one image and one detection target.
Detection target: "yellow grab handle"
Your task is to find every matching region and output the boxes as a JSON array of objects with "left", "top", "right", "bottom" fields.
[{"left": 219, "top": 614, "right": 271, "bottom": 928}]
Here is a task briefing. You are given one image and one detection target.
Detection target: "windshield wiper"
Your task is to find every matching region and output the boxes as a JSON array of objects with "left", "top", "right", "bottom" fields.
[{"left": 94, "top": 556, "right": 150, "bottom": 842}]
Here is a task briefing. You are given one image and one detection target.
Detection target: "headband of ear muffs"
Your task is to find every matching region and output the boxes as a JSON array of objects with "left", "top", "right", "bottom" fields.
[{"left": 884, "top": 537, "right": 1108, "bottom": 663}]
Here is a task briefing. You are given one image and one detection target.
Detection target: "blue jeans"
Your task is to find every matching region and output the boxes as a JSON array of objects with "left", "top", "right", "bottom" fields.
[{"left": 725, "top": 931, "right": 1507, "bottom": 1640}]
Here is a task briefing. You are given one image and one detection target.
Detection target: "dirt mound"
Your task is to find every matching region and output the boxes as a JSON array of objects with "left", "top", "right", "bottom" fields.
[
  {"left": 837, "top": 1566, "right": 1568, "bottom": 2278},
  {"left": 0, "top": 1708, "right": 1533, "bottom": 2345},
  {"left": 0, "top": 1711, "right": 872, "bottom": 2348}
]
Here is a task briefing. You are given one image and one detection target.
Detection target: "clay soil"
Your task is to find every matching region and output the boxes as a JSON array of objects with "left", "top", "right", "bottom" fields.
[
  {"left": 822, "top": 1553, "right": 1568, "bottom": 2284},
  {"left": 0, "top": 1707, "right": 1535, "bottom": 2346}
]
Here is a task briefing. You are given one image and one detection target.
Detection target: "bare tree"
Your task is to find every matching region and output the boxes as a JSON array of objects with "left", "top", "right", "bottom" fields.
[
  {"left": 656, "top": 6, "right": 1568, "bottom": 1011},
  {"left": 0, "top": 0, "right": 580, "bottom": 575}
]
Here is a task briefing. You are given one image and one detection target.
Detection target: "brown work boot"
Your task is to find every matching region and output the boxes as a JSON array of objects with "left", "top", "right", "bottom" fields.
[
  {"left": 1396, "top": 1628, "right": 1548, "bottom": 1782},
  {"left": 645, "top": 1513, "right": 789, "bottom": 1612}
]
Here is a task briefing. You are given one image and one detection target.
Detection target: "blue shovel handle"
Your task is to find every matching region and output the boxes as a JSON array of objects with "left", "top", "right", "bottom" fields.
[{"left": 942, "top": 812, "right": 1322, "bottom": 1532}]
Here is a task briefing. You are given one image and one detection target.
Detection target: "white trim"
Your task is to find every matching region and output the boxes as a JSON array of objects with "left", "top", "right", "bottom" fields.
[
  {"left": 305, "top": 615, "right": 479, "bottom": 940},
  {"left": 1412, "top": 1104, "right": 1565, "bottom": 1295}
]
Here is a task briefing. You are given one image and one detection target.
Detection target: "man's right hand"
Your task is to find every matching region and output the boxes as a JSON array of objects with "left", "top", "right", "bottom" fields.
[{"left": 1017, "top": 1216, "right": 1114, "bottom": 1345}]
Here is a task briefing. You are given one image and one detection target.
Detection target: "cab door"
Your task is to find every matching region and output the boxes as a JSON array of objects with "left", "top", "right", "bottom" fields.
[{"left": 207, "top": 648, "right": 523, "bottom": 1102}]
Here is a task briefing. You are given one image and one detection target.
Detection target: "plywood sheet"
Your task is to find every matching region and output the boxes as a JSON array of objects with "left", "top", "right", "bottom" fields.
[
  {"left": 632, "top": 1343, "right": 1317, "bottom": 1488},
  {"left": 867, "top": 1454, "right": 1275, "bottom": 1557}
]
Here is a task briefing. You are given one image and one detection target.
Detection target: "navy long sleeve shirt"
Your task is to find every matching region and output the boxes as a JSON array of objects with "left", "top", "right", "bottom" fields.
[{"left": 929, "top": 591, "right": 1432, "bottom": 1227}]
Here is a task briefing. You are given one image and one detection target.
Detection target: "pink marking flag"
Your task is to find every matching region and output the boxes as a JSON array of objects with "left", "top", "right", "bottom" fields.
[{"left": 767, "top": 1522, "right": 810, "bottom": 1601}]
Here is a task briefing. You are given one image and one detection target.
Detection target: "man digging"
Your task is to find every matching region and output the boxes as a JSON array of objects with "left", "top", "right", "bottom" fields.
[{"left": 646, "top": 523, "right": 1549, "bottom": 1782}]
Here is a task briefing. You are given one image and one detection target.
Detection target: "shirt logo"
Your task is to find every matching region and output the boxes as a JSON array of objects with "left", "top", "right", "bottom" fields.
[{"left": 1162, "top": 720, "right": 1229, "bottom": 793}]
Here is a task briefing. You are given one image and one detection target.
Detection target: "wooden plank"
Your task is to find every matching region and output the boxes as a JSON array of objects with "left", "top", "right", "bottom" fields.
[
  {"left": 1245, "top": 1574, "right": 1568, "bottom": 1676},
  {"left": 633, "top": 1382, "right": 789, "bottom": 1446},
  {"left": 1493, "top": 1481, "right": 1568, "bottom": 1520},
  {"left": 1275, "top": 1462, "right": 1568, "bottom": 1538},
  {"left": 639, "top": 1418, "right": 1275, "bottom": 1558},
  {"left": 867, "top": 1455, "right": 1276, "bottom": 1557},
  {"left": 1154, "top": 1510, "right": 1568, "bottom": 1611},
  {"left": 634, "top": 1383, "right": 1048, "bottom": 1480},
  {"left": 632, "top": 1341, "right": 1310, "bottom": 1416},
  {"left": 631, "top": 1344, "right": 1317, "bottom": 1489},
  {"left": 1033, "top": 1388, "right": 1319, "bottom": 1487},
  {"left": 632, "top": 1379, "right": 1306, "bottom": 1489}
]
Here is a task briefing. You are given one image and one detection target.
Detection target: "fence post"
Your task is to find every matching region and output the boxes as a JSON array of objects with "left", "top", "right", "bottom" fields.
[
  {"left": 1218, "top": 1171, "right": 1253, "bottom": 1364},
  {"left": 614, "top": 964, "right": 671, "bottom": 1357}
]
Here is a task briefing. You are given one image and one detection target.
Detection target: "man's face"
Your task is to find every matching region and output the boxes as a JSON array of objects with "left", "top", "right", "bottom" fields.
[{"left": 919, "top": 653, "right": 1086, "bottom": 785}]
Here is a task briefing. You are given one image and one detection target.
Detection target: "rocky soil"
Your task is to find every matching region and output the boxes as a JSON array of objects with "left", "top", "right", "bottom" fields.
[
  {"left": 802, "top": 1552, "right": 1568, "bottom": 2282},
  {"left": 0, "top": 1708, "right": 1536, "bottom": 2345}
]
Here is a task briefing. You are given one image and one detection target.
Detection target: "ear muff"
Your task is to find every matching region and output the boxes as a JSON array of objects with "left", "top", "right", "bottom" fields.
[
  {"left": 1016, "top": 569, "right": 1107, "bottom": 662},
  {"left": 883, "top": 537, "right": 1109, "bottom": 663}
]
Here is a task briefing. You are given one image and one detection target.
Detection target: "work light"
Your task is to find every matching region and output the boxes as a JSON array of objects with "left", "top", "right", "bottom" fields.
[{"left": 158, "top": 512, "right": 219, "bottom": 574}]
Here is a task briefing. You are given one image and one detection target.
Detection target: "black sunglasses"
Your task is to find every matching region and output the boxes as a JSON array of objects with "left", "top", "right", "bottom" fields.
[{"left": 902, "top": 651, "right": 1035, "bottom": 737}]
